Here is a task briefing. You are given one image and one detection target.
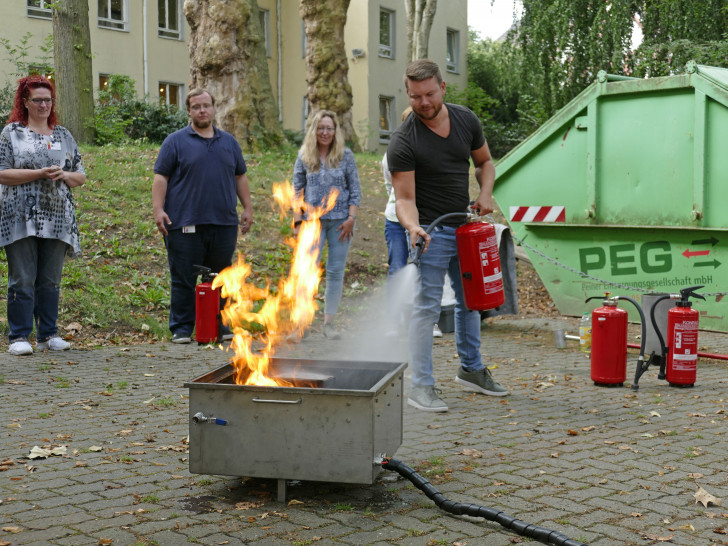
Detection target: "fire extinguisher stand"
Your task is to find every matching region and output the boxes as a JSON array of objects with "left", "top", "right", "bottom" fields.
[
  {"left": 632, "top": 286, "right": 705, "bottom": 389},
  {"left": 585, "top": 294, "right": 647, "bottom": 387}
]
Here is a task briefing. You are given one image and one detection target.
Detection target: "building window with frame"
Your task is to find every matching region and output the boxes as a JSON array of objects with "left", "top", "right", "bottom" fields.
[
  {"left": 259, "top": 9, "right": 271, "bottom": 57},
  {"left": 446, "top": 28, "right": 460, "bottom": 73},
  {"left": 159, "top": 82, "right": 182, "bottom": 107},
  {"left": 98, "top": 0, "right": 128, "bottom": 31},
  {"left": 158, "top": 0, "right": 181, "bottom": 39},
  {"left": 379, "top": 8, "right": 394, "bottom": 59},
  {"left": 301, "top": 20, "right": 307, "bottom": 58},
  {"left": 27, "top": 0, "right": 52, "bottom": 19},
  {"left": 99, "top": 74, "right": 110, "bottom": 93},
  {"left": 379, "top": 96, "right": 394, "bottom": 142}
]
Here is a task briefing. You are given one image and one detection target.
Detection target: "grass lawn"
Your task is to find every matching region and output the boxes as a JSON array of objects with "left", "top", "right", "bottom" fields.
[{"left": 0, "top": 143, "right": 390, "bottom": 348}]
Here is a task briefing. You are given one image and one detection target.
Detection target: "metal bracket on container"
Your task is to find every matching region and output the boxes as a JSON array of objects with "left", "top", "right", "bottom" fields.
[{"left": 192, "top": 412, "right": 227, "bottom": 426}]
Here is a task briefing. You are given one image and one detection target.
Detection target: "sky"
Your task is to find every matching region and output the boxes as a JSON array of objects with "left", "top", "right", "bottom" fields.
[{"left": 467, "top": 0, "right": 523, "bottom": 41}]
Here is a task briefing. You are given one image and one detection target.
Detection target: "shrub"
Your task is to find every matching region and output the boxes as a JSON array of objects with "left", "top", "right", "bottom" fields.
[{"left": 93, "top": 74, "right": 187, "bottom": 145}]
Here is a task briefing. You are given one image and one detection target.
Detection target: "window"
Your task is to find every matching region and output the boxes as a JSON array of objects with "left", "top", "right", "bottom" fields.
[
  {"left": 27, "top": 0, "right": 51, "bottom": 19},
  {"left": 379, "top": 96, "right": 395, "bottom": 142},
  {"left": 159, "top": 82, "right": 182, "bottom": 107},
  {"left": 446, "top": 28, "right": 460, "bottom": 73},
  {"left": 259, "top": 9, "right": 271, "bottom": 57},
  {"left": 158, "top": 0, "right": 181, "bottom": 39},
  {"left": 379, "top": 9, "right": 394, "bottom": 58},
  {"left": 98, "top": 0, "right": 128, "bottom": 31},
  {"left": 29, "top": 65, "right": 53, "bottom": 81},
  {"left": 301, "top": 20, "right": 307, "bottom": 58},
  {"left": 301, "top": 96, "right": 310, "bottom": 132},
  {"left": 99, "top": 74, "right": 110, "bottom": 92}
]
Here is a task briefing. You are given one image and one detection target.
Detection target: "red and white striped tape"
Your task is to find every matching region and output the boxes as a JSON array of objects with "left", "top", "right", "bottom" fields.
[{"left": 509, "top": 206, "right": 565, "bottom": 223}]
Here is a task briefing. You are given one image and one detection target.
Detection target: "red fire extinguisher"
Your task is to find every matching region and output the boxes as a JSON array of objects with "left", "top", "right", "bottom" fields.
[
  {"left": 585, "top": 293, "right": 647, "bottom": 387},
  {"left": 662, "top": 286, "right": 704, "bottom": 387},
  {"left": 194, "top": 265, "right": 221, "bottom": 344},
  {"left": 456, "top": 220, "right": 505, "bottom": 311},
  {"left": 409, "top": 210, "right": 505, "bottom": 312}
]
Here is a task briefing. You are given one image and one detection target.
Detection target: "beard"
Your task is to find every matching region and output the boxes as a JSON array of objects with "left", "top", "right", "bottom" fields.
[
  {"left": 414, "top": 102, "right": 443, "bottom": 121},
  {"left": 193, "top": 118, "right": 212, "bottom": 129}
]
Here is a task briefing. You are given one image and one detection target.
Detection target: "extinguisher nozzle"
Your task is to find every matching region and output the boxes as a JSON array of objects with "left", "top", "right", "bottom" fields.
[{"left": 408, "top": 237, "right": 426, "bottom": 266}]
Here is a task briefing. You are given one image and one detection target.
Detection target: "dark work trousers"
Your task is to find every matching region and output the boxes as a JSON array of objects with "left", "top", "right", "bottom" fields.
[{"left": 164, "top": 224, "right": 238, "bottom": 336}]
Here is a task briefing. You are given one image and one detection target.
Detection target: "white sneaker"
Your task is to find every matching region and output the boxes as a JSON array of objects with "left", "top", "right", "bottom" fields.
[
  {"left": 433, "top": 324, "right": 443, "bottom": 338},
  {"left": 36, "top": 336, "right": 70, "bottom": 351},
  {"left": 8, "top": 340, "right": 33, "bottom": 356}
]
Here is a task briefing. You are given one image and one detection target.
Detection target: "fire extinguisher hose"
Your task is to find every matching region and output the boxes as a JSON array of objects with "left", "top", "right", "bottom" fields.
[
  {"left": 381, "top": 458, "right": 587, "bottom": 546},
  {"left": 409, "top": 212, "right": 470, "bottom": 266}
]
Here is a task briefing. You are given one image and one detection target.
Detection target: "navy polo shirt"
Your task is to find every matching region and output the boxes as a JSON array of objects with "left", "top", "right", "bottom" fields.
[{"left": 154, "top": 125, "right": 247, "bottom": 230}]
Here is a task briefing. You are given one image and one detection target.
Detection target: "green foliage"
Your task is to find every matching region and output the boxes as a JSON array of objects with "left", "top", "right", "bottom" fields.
[
  {"left": 0, "top": 31, "right": 54, "bottom": 78},
  {"left": 0, "top": 32, "right": 54, "bottom": 124},
  {"left": 92, "top": 74, "right": 187, "bottom": 145},
  {"left": 467, "top": 0, "right": 728, "bottom": 155}
]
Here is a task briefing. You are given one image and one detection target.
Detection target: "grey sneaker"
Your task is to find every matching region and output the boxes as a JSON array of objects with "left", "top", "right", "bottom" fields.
[
  {"left": 455, "top": 367, "right": 509, "bottom": 396},
  {"left": 323, "top": 323, "right": 341, "bottom": 340},
  {"left": 171, "top": 332, "right": 191, "bottom": 344},
  {"left": 408, "top": 385, "right": 448, "bottom": 412}
]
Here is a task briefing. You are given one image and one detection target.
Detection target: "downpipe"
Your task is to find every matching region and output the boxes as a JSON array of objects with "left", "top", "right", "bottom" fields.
[{"left": 381, "top": 458, "right": 587, "bottom": 546}]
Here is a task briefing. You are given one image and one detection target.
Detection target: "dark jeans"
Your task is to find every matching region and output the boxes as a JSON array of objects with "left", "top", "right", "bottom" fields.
[
  {"left": 164, "top": 225, "right": 238, "bottom": 336},
  {"left": 5, "top": 236, "right": 68, "bottom": 342}
]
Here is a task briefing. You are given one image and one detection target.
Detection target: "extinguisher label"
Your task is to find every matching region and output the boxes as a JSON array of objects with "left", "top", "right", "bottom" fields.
[
  {"left": 478, "top": 239, "right": 503, "bottom": 295},
  {"left": 672, "top": 320, "right": 698, "bottom": 371}
]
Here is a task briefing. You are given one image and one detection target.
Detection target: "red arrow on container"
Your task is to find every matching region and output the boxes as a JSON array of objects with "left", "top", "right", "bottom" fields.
[{"left": 682, "top": 248, "right": 711, "bottom": 258}]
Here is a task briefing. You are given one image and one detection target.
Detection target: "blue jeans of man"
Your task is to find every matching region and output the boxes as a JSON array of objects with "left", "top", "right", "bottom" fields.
[
  {"left": 409, "top": 225, "right": 483, "bottom": 387},
  {"left": 5, "top": 236, "right": 68, "bottom": 342},
  {"left": 315, "top": 218, "right": 352, "bottom": 316},
  {"left": 165, "top": 225, "right": 237, "bottom": 336}
]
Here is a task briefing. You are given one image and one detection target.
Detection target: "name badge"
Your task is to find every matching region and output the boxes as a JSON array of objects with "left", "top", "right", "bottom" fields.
[
  {"left": 182, "top": 225, "right": 196, "bottom": 233},
  {"left": 49, "top": 140, "right": 62, "bottom": 151}
]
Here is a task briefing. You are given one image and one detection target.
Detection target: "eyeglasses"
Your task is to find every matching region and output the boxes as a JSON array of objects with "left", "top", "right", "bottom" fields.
[
  {"left": 190, "top": 104, "right": 213, "bottom": 111},
  {"left": 317, "top": 127, "right": 335, "bottom": 134},
  {"left": 28, "top": 98, "right": 53, "bottom": 105}
]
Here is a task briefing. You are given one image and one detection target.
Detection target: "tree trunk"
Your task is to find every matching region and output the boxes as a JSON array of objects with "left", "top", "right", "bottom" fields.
[
  {"left": 405, "top": 0, "right": 437, "bottom": 62},
  {"left": 299, "top": 0, "right": 359, "bottom": 150},
  {"left": 185, "top": 0, "right": 282, "bottom": 151},
  {"left": 52, "top": 0, "right": 95, "bottom": 144}
]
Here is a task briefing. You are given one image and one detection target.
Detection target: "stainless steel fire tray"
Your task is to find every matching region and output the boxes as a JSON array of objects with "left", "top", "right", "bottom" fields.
[{"left": 185, "top": 357, "right": 406, "bottom": 498}]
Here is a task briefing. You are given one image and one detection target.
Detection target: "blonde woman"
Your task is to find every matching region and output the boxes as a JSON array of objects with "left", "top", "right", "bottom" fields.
[{"left": 293, "top": 110, "right": 361, "bottom": 339}]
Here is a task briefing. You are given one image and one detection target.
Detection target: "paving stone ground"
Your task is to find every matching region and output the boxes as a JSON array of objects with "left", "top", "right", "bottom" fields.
[{"left": 2, "top": 306, "right": 728, "bottom": 546}]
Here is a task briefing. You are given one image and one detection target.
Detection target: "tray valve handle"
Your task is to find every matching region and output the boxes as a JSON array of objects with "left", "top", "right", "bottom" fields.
[{"left": 192, "top": 412, "right": 227, "bottom": 426}]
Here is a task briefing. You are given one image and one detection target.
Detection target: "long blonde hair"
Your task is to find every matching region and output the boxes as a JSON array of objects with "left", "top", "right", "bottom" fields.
[{"left": 299, "top": 110, "right": 344, "bottom": 172}]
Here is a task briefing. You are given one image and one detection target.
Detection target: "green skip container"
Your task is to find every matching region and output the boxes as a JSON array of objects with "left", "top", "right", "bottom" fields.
[{"left": 494, "top": 63, "right": 728, "bottom": 331}]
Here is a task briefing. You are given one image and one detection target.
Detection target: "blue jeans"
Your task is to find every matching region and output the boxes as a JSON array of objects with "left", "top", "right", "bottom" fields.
[
  {"left": 315, "top": 218, "right": 352, "bottom": 316},
  {"left": 5, "top": 236, "right": 68, "bottom": 342},
  {"left": 409, "top": 225, "right": 483, "bottom": 387},
  {"left": 384, "top": 219, "right": 409, "bottom": 277},
  {"left": 165, "top": 225, "right": 238, "bottom": 336}
]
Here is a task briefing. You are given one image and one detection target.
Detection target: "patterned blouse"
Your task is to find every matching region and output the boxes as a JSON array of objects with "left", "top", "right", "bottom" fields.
[
  {"left": 293, "top": 148, "right": 361, "bottom": 220},
  {"left": 0, "top": 123, "right": 84, "bottom": 255}
]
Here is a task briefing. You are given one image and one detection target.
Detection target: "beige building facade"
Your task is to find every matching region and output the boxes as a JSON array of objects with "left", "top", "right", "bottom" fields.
[{"left": 1, "top": 0, "right": 467, "bottom": 151}]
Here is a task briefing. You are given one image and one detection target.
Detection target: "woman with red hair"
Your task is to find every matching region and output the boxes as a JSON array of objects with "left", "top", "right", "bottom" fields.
[{"left": 0, "top": 75, "right": 86, "bottom": 356}]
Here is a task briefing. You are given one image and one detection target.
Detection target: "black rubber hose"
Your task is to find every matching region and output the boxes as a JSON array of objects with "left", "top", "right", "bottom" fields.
[
  {"left": 409, "top": 212, "right": 469, "bottom": 265},
  {"left": 649, "top": 294, "right": 671, "bottom": 379},
  {"left": 382, "top": 458, "right": 587, "bottom": 546}
]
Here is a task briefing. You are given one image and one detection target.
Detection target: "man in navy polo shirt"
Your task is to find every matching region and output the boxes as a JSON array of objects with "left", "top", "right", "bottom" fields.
[{"left": 152, "top": 89, "right": 253, "bottom": 344}]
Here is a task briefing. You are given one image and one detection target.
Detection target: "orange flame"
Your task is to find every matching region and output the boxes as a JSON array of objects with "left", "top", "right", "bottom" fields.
[{"left": 212, "top": 181, "right": 339, "bottom": 386}]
